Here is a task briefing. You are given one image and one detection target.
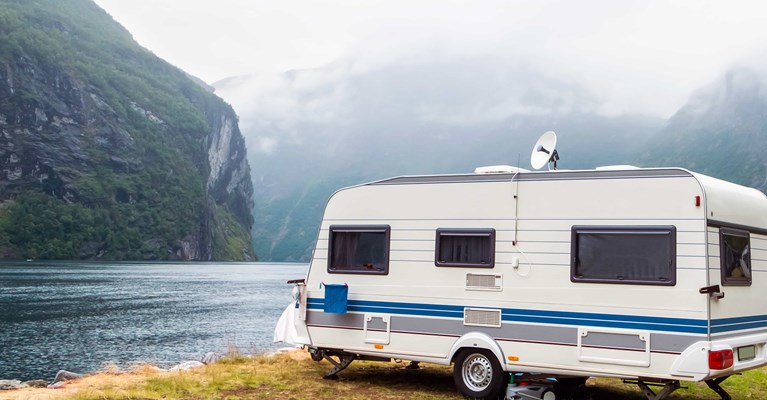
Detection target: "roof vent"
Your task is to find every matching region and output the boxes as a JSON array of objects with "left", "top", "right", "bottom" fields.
[{"left": 474, "top": 165, "right": 529, "bottom": 174}]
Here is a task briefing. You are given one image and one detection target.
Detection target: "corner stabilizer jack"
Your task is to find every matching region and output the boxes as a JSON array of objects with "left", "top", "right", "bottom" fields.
[
  {"left": 705, "top": 377, "right": 732, "bottom": 400},
  {"left": 623, "top": 379, "right": 680, "bottom": 400},
  {"left": 320, "top": 352, "right": 356, "bottom": 380}
]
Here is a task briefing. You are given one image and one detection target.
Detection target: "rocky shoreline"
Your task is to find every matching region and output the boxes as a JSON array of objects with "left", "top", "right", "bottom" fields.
[{"left": 0, "top": 352, "right": 222, "bottom": 391}]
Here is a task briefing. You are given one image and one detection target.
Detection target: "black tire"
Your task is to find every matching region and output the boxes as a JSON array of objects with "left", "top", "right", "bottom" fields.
[{"left": 453, "top": 348, "right": 505, "bottom": 399}]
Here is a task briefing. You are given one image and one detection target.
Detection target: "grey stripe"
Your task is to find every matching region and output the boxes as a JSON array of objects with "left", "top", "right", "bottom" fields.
[
  {"left": 367, "top": 316, "right": 388, "bottom": 330},
  {"left": 307, "top": 311, "right": 700, "bottom": 354},
  {"left": 371, "top": 168, "right": 692, "bottom": 186},
  {"left": 712, "top": 327, "right": 767, "bottom": 340},
  {"left": 310, "top": 312, "right": 364, "bottom": 330},
  {"left": 581, "top": 331, "right": 646, "bottom": 351}
]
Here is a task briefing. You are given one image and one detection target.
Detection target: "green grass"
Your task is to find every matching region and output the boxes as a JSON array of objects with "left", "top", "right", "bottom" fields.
[{"left": 54, "top": 351, "right": 767, "bottom": 400}]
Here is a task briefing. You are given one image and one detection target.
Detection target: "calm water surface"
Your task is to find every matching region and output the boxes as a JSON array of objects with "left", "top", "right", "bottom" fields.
[{"left": 0, "top": 261, "right": 307, "bottom": 380}]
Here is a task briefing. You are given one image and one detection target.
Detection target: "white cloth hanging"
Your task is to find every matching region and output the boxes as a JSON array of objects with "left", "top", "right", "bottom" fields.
[{"left": 273, "top": 302, "right": 299, "bottom": 344}]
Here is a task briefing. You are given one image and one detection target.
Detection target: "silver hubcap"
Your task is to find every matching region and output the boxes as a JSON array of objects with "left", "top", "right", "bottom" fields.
[{"left": 461, "top": 353, "right": 493, "bottom": 392}]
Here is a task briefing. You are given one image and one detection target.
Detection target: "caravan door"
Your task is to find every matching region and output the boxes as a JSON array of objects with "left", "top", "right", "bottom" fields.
[{"left": 708, "top": 226, "right": 767, "bottom": 370}]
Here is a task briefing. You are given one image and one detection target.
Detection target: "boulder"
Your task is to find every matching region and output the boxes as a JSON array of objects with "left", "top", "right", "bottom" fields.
[
  {"left": 52, "top": 370, "right": 84, "bottom": 383},
  {"left": 201, "top": 352, "right": 221, "bottom": 365},
  {"left": 48, "top": 381, "right": 67, "bottom": 389},
  {"left": 23, "top": 379, "right": 48, "bottom": 388},
  {"left": 169, "top": 361, "right": 204, "bottom": 371},
  {"left": 0, "top": 380, "right": 25, "bottom": 390}
]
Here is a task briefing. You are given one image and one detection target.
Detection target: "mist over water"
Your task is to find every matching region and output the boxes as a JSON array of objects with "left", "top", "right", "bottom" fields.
[{"left": 0, "top": 261, "right": 307, "bottom": 381}]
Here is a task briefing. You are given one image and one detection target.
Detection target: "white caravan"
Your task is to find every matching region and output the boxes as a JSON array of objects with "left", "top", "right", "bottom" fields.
[{"left": 285, "top": 164, "right": 767, "bottom": 400}]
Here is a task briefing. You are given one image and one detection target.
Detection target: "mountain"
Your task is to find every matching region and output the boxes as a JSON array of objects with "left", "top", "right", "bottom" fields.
[
  {"left": 216, "top": 59, "right": 664, "bottom": 261},
  {"left": 644, "top": 66, "right": 767, "bottom": 191},
  {"left": 0, "top": 0, "right": 254, "bottom": 260}
]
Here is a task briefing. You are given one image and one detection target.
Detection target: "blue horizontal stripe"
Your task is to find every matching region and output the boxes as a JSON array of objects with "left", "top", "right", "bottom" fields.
[
  {"left": 501, "top": 308, "right": 705, "bottom": 327},
  {"left": 350, "top": 299, "right": 465, "bottom": 312},
  {"left": 502, "top": 314, "right": 703, "bottom": 334},
  {"left": 711, "top": 322, "right": 767, "bottom": 334},
  {"left": 350, "top": 305, "right": 463, "bottom": 318},
  {"left": 712, "top": 314, "right": 767, "bottom": 326},
  {"left": 711, "top": 314, "right": 767, "bottom": 333},
  {"left": 307, "top": 298, "right": 708, "bottom": 334}
]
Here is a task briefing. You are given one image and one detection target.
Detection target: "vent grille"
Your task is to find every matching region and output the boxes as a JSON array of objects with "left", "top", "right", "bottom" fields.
[
  {"left": 466, "top": 273, "right": 502, "bottom": 291},
  {"left": 464, "top": 308, "right": 502, "bottom": 328}
]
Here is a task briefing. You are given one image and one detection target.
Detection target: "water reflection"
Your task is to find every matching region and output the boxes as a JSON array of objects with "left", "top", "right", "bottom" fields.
[{"left": 0, "top": 261, "right": 307, "bottom": 380}]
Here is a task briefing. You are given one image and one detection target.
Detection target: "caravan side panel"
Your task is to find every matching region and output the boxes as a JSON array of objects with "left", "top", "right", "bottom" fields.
[{"left": 301, "top": 169, "right": 715, "bottom": 380}]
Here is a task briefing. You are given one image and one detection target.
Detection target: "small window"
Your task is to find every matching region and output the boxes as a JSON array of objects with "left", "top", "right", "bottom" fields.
[
  {"left": 720, "top": 228, "right": 751, "bottom": 286},
  {"left": 571, "top": 226, "right": 676, "bottom": 286},
  {"left": 328, "top": 225, "right": 390, "bottom": 275},
  {"left": 435, "top": 229, "right": 495, "bottom": 268}
]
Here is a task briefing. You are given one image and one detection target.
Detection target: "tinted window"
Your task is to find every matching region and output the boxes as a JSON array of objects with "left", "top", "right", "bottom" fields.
[
  {"left": 571, "top": 226, "right": 676, "bottom": 285},
  {"left": 720, "top": 228, "right": 751, "bottom": 286},
  {"left": 328, "top": 225, "right": 390, "bottom": 274},
  {"left": 435, "top": 229, "right": 495, "bottom": 268}
]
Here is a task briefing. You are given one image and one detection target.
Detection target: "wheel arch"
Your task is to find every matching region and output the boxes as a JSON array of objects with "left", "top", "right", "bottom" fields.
[{"left": 448, "top": 331, "right": 506, "bottom": 366}]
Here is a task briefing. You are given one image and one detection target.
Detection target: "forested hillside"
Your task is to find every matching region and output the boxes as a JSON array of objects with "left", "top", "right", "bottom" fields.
[{"left": 0, "top": 0, "right": 254, "bottom": 260}]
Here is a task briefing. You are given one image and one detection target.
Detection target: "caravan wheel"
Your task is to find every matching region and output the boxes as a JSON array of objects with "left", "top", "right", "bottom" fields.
[{"left": 453, "top": 349, "right": 504, "bottom": 399}]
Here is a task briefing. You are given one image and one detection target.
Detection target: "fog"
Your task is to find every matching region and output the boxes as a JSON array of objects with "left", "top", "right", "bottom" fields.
[
  {"left": 95, "top": 0, "right": 767, "bottom": 119},
  {"left": 92, "top": 0, "right": 767, "bottom": 260}
]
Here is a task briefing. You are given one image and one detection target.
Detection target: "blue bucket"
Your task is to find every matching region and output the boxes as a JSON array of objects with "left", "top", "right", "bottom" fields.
[{"left": 324, "top": 284, "right": 348, "bottom": 314}]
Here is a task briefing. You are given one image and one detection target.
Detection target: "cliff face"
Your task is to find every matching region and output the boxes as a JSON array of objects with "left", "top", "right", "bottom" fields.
[{"left": 0, "top": 0, "right": 254, "bottom": 260}]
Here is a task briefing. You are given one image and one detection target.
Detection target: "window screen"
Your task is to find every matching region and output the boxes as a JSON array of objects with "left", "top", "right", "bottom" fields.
[
  {"left": 435, "top": 229, "right": 495, "bottom": 268},
  {"left": 328, "top": 225, "right": 390, "bottom": 274},
  {"left": 720, "top": 228, "right": 751, "bottom": 286},
  {"left": 571, "top": 226, "right": 676, "bottom": 285}
]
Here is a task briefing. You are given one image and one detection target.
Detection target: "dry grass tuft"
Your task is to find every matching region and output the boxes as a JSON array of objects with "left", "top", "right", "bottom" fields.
[{"left": 2, "top": 350, "right": 766, "bottom": 400}]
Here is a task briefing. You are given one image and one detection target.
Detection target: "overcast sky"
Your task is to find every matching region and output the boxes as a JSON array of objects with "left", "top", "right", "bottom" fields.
[{"left": 93, "top": 0, "right": 767, "bottom": 118}]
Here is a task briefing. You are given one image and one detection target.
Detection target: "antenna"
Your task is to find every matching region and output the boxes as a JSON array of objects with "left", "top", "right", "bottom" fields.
[{"left": 530, "top": 131, "right": 560, "bottom": 170}]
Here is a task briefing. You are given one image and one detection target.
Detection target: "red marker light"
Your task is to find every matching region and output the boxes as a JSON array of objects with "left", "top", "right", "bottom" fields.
[
  {"left": 695, "top": 196, "right": 701, "bottom": 207},
  {"left": 709, "top": 349, "right": 733, "bottom": 370}
]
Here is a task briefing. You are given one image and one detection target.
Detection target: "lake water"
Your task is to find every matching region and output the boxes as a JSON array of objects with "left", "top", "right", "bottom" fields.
[{"left": 0, "top": 261, "right": 307, "bottom": 381}]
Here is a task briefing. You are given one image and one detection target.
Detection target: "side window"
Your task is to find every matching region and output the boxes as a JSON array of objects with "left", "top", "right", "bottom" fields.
[
  {"left": 435, "top": 228, "right": 495, "bottom": 268},
  {"left": 328, "top": 225, "right": 390, "bottom": 275},
  {"left": 571, "top": 226, "right": 676, "bottom": 286},
  {"left": 720, "top": 228, "right": 751, "bottom": 286}
]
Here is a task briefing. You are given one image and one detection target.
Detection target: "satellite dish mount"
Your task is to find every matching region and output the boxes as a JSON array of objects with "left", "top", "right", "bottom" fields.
[{"left": 530, "top": 131, "right": 560, "bottom": 171}]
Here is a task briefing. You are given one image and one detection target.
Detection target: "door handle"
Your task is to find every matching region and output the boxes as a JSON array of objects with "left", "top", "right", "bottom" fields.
[{"left": 699, "top": 285, "right": 725, "bottom": 299}]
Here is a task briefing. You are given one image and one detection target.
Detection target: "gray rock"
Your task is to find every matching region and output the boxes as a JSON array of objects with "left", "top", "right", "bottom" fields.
[
  {"left": 52, "top": 370, "right": 84, "bottom": 383},
  {"left": 201, "top": 352, "right": 221, "bottom": 365},
  {"left": 0, "top": 380, "right": 25, "bottom": 390},
  {"left": 169, "top": 361, "right": 204, "bottom": 371},
  {"left": 47, "top": 381, "right": 67, "bottom": 389},
  {"left": 23, "top": 379, "right": 48, "bottom": 388}
]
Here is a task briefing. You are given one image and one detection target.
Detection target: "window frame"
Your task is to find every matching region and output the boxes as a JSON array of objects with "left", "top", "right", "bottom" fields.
[
  {"left": 570, "top": 225, "right": 677, "bottom": 286},
  {"left": 327, "top": 225, "right": 391, "bottom": 275},
  {"left": 719, "top": 227, "right": 752, "bottom": 286},
  {"left": 434, "top": 228, "right": 496, "bottom": 268}
]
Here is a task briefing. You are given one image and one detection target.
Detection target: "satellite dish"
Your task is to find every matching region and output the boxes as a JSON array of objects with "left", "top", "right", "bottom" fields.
[{"left": 530, "top": 131, "right": 559, "bottom": 170}]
